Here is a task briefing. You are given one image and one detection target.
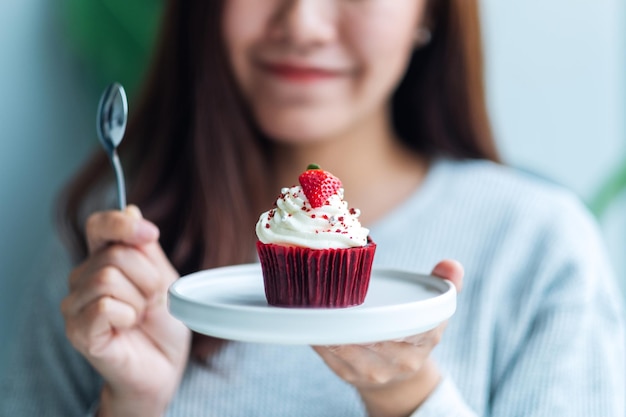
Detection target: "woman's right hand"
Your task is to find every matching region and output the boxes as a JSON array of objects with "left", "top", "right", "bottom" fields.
[{"left": 61, "top": 206, "right": 191, "bottom": 417}]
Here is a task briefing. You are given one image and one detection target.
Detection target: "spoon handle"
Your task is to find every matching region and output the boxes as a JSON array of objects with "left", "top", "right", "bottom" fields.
[{"left": 110, "top": 150, "right": 127, "bottom": 210}]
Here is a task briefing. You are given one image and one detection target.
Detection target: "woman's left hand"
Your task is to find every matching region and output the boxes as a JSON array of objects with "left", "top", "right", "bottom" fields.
[{"left": 313, "top": 260, "right": 463, "bottom": 417}]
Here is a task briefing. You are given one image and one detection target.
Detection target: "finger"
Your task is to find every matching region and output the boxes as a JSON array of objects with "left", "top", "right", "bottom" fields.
[
  {"left": 312, "top": 346, "right": 360, "bottom": 383},
  {"left": 62, "top": 265, "right": 147, "bottom": 318},
  {"left": 359, "top": 340, "right": 426, "bottom": 376},
  {"left": 400, "top": 321, "right": 447, "bottom": 346},
  {"left": 66, "top": 296, "right": 137, "bottom": 358},
  {"left": 119, "top": 206, "right": 179, "bottom": 282},
  {"left": 138, "top": 242, "right": 179, "bottom": 286},
  {"left": 431, "top": 259, "right": 464, "bottom": 292},
  {"left": 85, "top": 205, "right": 159, "bottom": 254},
  {"left": 315, "top": 344, "right": 394, "bottom": 385},
  {"left": 69, "top": 245, "right": 164, "bottom": 300},
  {"left": 97, "top": 245, "right": 167, "bottom": 298}
]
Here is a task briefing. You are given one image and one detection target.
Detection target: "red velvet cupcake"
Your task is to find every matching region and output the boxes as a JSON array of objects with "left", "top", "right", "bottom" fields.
[{"left": 255, "top": 164, "right": 376, "bottom": 308}]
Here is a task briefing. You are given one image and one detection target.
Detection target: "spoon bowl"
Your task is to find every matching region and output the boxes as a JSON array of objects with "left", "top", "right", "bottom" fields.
[{"left": 96, "top": 83, "right": 128, "bottom": 210}]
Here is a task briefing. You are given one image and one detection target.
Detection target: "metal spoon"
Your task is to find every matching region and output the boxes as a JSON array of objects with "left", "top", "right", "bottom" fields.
[{"left": 96, "top": 82, "right": 128, "bottom": 210}]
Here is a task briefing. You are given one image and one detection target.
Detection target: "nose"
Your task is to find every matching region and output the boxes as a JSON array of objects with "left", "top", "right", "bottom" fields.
[{"left": 269, "top": 0, "right": 336, "bottom": 51}]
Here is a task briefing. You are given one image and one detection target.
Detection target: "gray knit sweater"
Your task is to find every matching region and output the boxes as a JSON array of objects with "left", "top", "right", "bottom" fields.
[{"left": 1, "top": 159, "right": 624, "bottom": 416}]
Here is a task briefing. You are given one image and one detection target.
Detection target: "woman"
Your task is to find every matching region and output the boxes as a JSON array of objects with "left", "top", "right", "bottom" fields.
[{"left": 1, "top": 0, "right": 623, "bottom": 416}]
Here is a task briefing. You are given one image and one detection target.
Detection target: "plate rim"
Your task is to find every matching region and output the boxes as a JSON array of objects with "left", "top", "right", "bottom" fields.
[
  {"left": 167, "top": 263, "right": 456, "bottom": 345},
  {"left": 169, "top": 263, "right": 455, "bottom": 313}
]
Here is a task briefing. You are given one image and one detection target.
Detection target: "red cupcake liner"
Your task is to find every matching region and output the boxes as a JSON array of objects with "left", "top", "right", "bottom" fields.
[{"left": 256, "top": 239, "right": 376, "bottom": 308}]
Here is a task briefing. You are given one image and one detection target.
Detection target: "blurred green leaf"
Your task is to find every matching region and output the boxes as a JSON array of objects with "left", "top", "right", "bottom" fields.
[
  {"left": 590, "top": 160, "right": 626, "bottom": 217},
  {"left": 61, "top": 0, "right": 163, "bottom": 98}
]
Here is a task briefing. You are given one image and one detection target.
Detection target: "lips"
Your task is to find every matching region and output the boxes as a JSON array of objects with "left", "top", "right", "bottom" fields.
[{"left": 261, "top": 62, "right": 344, "bottom": 83}]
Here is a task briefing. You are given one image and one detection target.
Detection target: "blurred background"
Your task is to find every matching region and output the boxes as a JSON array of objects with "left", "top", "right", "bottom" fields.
[{"left": 1, "top": 0, "right": 625, "bottom": 373}]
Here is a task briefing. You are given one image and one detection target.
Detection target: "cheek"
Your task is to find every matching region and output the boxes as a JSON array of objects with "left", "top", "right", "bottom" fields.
[
  {"left": 222, "top": 1, "right": 271, "bottom": 87},
  {"left": 222, "top": 0, "right": 271, "bottom": 45},
  {"left": 345, "top": 3, "right": 423, "bottom": 99}
]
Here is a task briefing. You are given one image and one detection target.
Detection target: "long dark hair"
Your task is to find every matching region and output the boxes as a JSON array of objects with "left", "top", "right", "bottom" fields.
[
  {"left": 394, "top": 0, "right": 497, "bottom": 161},
  {"left": 58, "top": 0, "right": 497, "bottom": 356}
]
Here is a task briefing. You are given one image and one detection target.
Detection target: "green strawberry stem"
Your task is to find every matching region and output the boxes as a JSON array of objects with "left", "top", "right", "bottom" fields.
[{"left": 306, "top": 163, "right": 321, "bottom": 170}]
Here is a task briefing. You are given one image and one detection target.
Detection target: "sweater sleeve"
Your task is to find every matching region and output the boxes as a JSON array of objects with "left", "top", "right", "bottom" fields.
[
  {"left": 410, "top": 377, "right": 477, "bottom": 417},
  {"left": 0, "top": 238, "right": 103, "bottom": 416},
  {"left": 412, "top": 193, "right": 625, "bottom": 417},
  {"left": 487, "top": 198, "right": 625, "bottom": 416}
]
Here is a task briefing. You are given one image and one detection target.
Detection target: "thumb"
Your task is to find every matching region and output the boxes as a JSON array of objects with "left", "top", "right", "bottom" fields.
[
  {"left": 431, "top": 259, "right": 464, "bottom": 293},
  {"left": 125, "top": 204, "right": 144, "bottom": 220},
  {"left": 85, "top": 206, "right": 159, "bottom": 254},
  {"left": 126, "top": 205, "right": 179, "bottom": 283}
]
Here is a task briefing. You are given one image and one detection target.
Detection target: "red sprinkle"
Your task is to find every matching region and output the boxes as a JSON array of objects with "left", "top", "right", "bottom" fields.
[
  {"left": 265, "top": 223, "right": 270, "bottom": 229},
  {"left": 311, "top": 214, "right": 316, "bottom": 218}
]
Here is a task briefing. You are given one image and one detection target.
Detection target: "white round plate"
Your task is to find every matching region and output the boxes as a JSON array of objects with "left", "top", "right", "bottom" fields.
[{"left": 168, "top": 264, "right": 456, "bottom": 345}]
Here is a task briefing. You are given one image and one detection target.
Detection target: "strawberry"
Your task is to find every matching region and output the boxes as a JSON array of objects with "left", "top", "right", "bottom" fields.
[{"left": 298, "top": 164, "right": 342, "bottom": 208}]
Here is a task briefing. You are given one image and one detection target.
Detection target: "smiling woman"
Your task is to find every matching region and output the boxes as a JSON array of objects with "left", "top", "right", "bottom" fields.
[
  {"left": 0, "top": 0, "right": 624, "bottom": 416},
  {"left": 222, "top": 0, "right": 425, "bottom": 144}
]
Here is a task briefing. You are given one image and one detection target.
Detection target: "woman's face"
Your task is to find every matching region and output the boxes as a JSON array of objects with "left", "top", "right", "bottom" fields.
[{"left": 223, "top": 0, "right": 427, "bottom": 144}]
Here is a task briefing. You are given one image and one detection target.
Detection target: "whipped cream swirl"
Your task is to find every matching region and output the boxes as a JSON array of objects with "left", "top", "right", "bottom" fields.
[{"left": 256, "top": 185, "right": 369, "bottom": 249}]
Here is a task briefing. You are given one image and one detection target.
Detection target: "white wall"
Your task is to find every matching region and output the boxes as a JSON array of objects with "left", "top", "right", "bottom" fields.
[
  {"left": 482, "top": 0, "right": 625, "bottom": 200},
  {"left": 0, "top": 0, "right": 96, "bottom": 369},
  {"left": 0, "top": 1, "right": 624, "bottom": 371},
  {"left": 481, "top": 0, "right": 626, "bottom": 290}
]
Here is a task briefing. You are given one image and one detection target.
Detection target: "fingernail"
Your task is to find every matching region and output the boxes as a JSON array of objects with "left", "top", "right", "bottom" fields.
[
  {"left": 135, "top": 220, "right": 159, "bottom": 241},
  {"left": 126, "top": 205, "right": 143, "bottom": 219}
]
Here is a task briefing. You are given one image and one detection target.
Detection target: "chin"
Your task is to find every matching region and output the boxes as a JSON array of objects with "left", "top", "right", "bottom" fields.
[
  {"left": 255, "top": 111, "right": 343, "bottom": 145},
  {"left": 263, "top": 127, "right": 334, "bottom": 146}
]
